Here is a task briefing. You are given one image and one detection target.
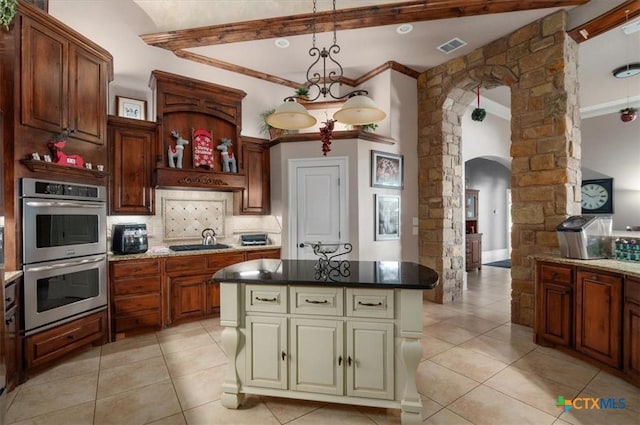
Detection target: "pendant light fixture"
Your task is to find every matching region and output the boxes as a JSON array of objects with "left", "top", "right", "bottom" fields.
[
  {"left": 616, "top": 10, "right": 638, "bottom": 123},
  {"left": 267, "top": 0, "right": 386, "bottom": 130}
]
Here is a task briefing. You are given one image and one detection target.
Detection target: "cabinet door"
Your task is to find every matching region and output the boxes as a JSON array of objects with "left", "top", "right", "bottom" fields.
[
  {"left": 109, "top": 119, "right": 156, "bottom": 214},
  {"left": 68, "top": 44, "right": 108, "bottom": 144},
  {"left": 535, "top": 263, "right": 574, "bottom": 347},
  {"left": 290, "top": 318, "right": 344, "bottom": 395},
  {"left": 206, "top": 282, "right": 220, "bottom": 314},
  {"left": 21, "top": 18, "right": 67, "bottom": 133},
  {"left": 624, "top": 278, "right": 640, "bottom": 383},
  {"left": 245, "top": 316, "right": 287, "bottom": 389},
  {"left": 171, "top": 274, "right": 207, "bottom": 322},
  {"left": 238, "top": 140, "right": 270, "bottom": 215},
  {"left": 576, "top": 270, "right": 622, "bottom": 368},
  {"left": 346, "top": 321, "right": 394, "bottom": 400}
]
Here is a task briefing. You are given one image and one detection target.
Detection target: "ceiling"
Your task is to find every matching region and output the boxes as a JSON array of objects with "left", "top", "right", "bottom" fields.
[{"left": 128, "top": 0, "right": 640, "bottom": 114}]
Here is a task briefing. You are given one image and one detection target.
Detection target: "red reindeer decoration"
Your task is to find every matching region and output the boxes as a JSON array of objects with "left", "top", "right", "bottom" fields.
[{"left": 47, "top": 140, "right": 84, "bottom": 168}]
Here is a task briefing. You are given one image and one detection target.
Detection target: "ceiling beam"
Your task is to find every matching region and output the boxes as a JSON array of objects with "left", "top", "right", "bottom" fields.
[
  {"left": 141, "top": 0, "right": 589, "bottom": 51},
  {"left": 567, "top": 0, "right": 640, "bottom": 43}
]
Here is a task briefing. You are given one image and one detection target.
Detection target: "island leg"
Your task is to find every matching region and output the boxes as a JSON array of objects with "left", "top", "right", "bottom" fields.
[
  {"left": 220, "top": 326, "right": 244, "bottom": 408},
  {"left": 400, "top": 338, "right": 422, "bottom": 425}
]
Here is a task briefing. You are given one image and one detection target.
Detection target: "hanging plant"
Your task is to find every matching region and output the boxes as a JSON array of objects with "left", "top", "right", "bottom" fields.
[
  {"left": 471, "top": 85, "right": 486, "bottom": 122},
  {"left": 620, "top": 107, "right": 637, "bottom": 123},
  {"left": 0, "top": 0, "right": 18, "bottom": 30}
]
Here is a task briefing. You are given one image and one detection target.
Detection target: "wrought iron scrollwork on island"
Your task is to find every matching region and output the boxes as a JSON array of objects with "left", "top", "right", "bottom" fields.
[{"left": 300, "top": 241, "right": 353, "bottom": 281}]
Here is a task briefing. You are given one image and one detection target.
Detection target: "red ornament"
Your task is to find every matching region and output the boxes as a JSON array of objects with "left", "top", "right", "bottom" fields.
[
  {"left": 319, "top": 119, "right": 335, "bottom": 156},
  {"left": 620, "top": 107, "right": 637, "bottom": 123},
  {"left": 47, "top": 140, "right": 84, "bottom": 168}
]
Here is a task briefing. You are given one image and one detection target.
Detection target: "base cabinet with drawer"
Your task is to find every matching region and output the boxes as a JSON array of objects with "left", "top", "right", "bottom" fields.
[
  {"left": 220, "top": 282, "right": 423, "bottom": 424},
  {"left": 624, "top": 278, "right": 640, "bottom": 383}
]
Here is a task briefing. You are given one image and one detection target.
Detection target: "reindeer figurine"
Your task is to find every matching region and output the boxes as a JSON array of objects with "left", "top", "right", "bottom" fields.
[
  {"left": 47, "top": 139, "right": 84, "bottom": 168},
  {"left": 168, "top": 130, "right": 189, "bottom": 168},
  {"left": 216, "top": 138, "right": 237, "bottom": 173}
]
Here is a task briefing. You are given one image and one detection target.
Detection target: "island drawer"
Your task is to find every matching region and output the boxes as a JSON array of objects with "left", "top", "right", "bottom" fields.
[
  {"left": 245, "top": 285, "right": 287, "bottom": 313},
  {"left": 346, "top": 289, "right": 394, "bottom": 318},
  {"left": 290, "top": 286, "right": 343, "bottom": 316}
]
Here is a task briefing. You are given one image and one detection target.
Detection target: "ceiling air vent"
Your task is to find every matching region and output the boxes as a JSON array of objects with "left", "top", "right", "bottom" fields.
[{"left": 437, "top": 37, "right": 467, "bottom": 54}]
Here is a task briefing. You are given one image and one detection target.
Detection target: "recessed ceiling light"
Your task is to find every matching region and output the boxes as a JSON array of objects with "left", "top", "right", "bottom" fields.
[
  {"left": 396, "top": 23, "right": 413, "bottom": 35},
  {"left": 612, "top": 63, "right": 640, "bottom": 78},
  {"left": 274, "top": 38, "right": 290, "bottom": 48}
]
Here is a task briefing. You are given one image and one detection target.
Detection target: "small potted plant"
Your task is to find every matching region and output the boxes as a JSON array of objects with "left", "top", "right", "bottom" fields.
[
  {"left": 0, "top": 0, "right": 18, "bottom": 30},
  {"left": 260, "top": 109, "right": 284, "bottom": 140},
  {"left": 295, "top": 87, "right": 309, "bottom": 100},
  {"left": 620, "top": 107, "right": 637, "bottom": 123}
]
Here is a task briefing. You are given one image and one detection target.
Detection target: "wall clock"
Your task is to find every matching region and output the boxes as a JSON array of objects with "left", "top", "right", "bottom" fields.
[{"left": 581, "top": 178, "right": 613, "bottom": 214}]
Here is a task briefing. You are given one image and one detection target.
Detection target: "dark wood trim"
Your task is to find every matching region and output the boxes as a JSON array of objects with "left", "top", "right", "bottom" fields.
[
  {"left": 568, "top": 0, "right": 640, "bottom": 43},
  {"left": 269, "top": 130, "right": 396, "bottom": 148},
  {"left": 142, "top": 0, "right": 589, "bottom": 50}
]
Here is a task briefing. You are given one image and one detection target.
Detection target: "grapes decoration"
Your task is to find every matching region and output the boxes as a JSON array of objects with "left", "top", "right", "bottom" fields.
[{"left": 320, "top": 119, "right": 335, "bottom": 156}]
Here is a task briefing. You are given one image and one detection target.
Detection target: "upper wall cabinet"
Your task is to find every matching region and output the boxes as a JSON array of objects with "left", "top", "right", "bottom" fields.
[
  {"left": 20, "top": 10, "right": 111, "bottom": 145},
  {"left": 149, "top": 70, "right": 247, "bottom": 191}
]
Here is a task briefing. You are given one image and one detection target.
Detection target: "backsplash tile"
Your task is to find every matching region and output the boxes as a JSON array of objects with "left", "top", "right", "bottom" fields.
[{"left": 163, "top": 198, "right": 226, "bottom": 241}]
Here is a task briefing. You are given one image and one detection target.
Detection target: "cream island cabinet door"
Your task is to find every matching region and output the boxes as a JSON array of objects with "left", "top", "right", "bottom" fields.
[{"left": 245, "top": 316, "right": 288, "bottom": 389}]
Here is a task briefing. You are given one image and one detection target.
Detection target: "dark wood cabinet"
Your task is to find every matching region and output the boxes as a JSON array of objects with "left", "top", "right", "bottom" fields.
[
  {"left": 236, "top": 136, "right": 270, "bottom": 215},
  {"left": 4, "top": 276, "right": 21, "bottom": 391},
  {"left": 110, "top": 259, "right": 163, "bottom": 338},
  {"left": 624, "top": 278, "right": 640, "bottom": 384},
  {"left": 465, "top": 233, "right": 482, "bottom": 271},
  {"left": 150, "top": 70, "right": 247, "bottom": 191},
  {"left": 246, "top": 249, "right": 281, "bottom": 260},
  {"left": 108, "top": 116, "right": 157, "bottom": 215},
  {"left": 24, "top": 310, "right": 108, "bottom": 372},
  {"left": 575, "top": 269, "right": 622, "bottom": 368},
  {"left": 535, "top": 262, "right": 574, "bottom": 347},
  {"left": 21, "top": 12, "right": 110, "bottom": 145}
]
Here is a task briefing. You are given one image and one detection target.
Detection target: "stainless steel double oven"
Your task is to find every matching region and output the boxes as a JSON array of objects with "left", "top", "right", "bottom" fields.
[{"left": 21, "top": 178, "right": 107, "bottom": 335}]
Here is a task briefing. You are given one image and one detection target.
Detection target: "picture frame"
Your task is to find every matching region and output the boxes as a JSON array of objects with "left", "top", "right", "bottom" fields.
[
  {"left": 371, "top": 150, "right": 403, "bottom": 189},
  {"left": 117, "top": 96, "right": 147, "bottom": 120},
  {"left": 375, "top": 194, "right": 400, "bottom": 240}
]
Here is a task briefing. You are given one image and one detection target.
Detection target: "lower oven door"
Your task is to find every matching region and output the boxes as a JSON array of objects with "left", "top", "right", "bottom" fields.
[{"left": 23, "top": 254, "right": 107, "bottom": 335}]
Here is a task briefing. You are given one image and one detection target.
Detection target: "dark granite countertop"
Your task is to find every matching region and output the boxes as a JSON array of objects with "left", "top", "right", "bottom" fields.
[{"left": 212, "top": 259, "right": 439, "bottom": 290}]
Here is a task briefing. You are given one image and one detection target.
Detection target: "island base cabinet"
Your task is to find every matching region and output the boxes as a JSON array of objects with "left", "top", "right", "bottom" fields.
[{"left": 220, "top": 283, "right": 423, "bottom": 425}]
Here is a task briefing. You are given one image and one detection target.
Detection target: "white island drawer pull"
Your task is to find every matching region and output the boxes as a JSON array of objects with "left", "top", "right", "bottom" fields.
[
  {"left": 305, "top": 299, "right": 329, "bottom": 304},
  {"left": 255, "top": 296, "right": 278, "bottom": 302},
  {"left": 358, "top": 301, "right": 383, "bottom": 307}
]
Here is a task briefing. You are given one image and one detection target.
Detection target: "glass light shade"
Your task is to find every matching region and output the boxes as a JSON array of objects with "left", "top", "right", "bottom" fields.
[
  {"left": 266, "top": 101, "right": 317, "bottom": 130},
  {"left": 333, "top": 95, "right": 386, "bottom": 125}
]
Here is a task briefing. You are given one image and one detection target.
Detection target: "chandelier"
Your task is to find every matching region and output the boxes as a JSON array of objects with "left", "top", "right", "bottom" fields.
[{"left": 266, "top": 0, "right": 386, "bottom": 130}]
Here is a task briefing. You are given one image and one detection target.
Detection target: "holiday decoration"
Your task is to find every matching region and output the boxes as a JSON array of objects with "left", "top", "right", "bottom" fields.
[
  {"left": 193, "top": 129, "right": 214, "bottom": 169},
  {"left": 168, "top": 129, "right": 189, "bottom": 168},
  {"left": 320, "top": 119, "right": 335, "bottom": 156},
  {"left": 216, "top": 138, "right": 237, "bottom": 173},
  {"left": 47, "top": 139, "right": 84, "bottom": 168},
  {"left": 620, "top": 107, "right": 637, "bottom": 123},
  {"left": 471, "top": 85, "right": 486, "bottom": 122}
]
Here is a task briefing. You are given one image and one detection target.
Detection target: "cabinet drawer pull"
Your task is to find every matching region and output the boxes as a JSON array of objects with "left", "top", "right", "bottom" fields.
[
  {"left": 305, "top": 299, "right": 329, "bottom": 304},
  {"left": 67, "top": 335, "right": 75, "bottom": 340},
  {"left": 5, "top": 297, "right": 12, "bottom": 304},
  {"left": 282, "top": 351, "right": 286, "bottom": 361},
  {"left": 255, "top": 297, "right": 277, "bottom": 302},
  {"left": 357, "top": 301, "right": 383, "bottom": 307}
]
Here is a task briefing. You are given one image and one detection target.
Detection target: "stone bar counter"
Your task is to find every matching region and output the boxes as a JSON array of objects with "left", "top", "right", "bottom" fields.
[{"left": 213, "top": 259, "right": 439, "bottom": 425}]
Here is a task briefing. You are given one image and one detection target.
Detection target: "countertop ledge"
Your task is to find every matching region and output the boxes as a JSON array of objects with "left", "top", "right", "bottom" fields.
[
  {"left": 532, "top": 254, "right": 640, "bottom": 279},
  {"left": 108, "top": 244, "right": 281, "bottom": 262},
  {"left": 4, "top": 270, "right": 23, "bottom": 284}
]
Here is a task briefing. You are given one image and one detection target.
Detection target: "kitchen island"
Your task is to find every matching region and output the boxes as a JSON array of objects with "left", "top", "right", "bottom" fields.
[{"left": 213, "top": 259, "right": 439, "bottom": 425}]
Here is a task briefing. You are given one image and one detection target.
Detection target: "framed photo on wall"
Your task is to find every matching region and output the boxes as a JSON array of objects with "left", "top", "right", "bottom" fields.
[
  {"left": 371, "top": 150, "right": 403, "bottom": 189},
  {"left": 375, "top": 194, "right": 400, "bottom": 240},
  {"left": 117, "top": 96, "right": 147, "bottom": 120}
]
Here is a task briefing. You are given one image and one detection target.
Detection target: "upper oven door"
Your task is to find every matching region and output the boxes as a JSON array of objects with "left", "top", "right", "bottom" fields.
[{"left": 22, "top": 198, "right": 107, "bottom": 264}]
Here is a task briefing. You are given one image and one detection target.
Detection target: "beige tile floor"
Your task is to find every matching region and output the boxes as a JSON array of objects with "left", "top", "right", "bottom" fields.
[{"left": 6, "top": 266, "right": 640, "bottom": 424}]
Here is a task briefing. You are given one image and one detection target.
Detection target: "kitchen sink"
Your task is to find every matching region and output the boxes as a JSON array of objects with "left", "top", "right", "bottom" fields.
[{"left": 168, "top": 243, "right": 231, "bottom": 252}]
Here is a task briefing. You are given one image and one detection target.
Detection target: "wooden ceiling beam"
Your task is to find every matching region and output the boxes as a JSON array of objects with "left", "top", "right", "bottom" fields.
[
  {"left": 567, "top": 0, "right": 640, "bottom": 43},
  {"left": 141, "top": 0, "right": 589, "bottom": 51}
]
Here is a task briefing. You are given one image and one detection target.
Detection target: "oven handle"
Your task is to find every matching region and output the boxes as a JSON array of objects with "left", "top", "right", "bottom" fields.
[
  {"left": 24, "top": 201, "right": 105, "bottom": 208},
  {"left": 26, "top": 256, "right": 104, "bottom": 272}
]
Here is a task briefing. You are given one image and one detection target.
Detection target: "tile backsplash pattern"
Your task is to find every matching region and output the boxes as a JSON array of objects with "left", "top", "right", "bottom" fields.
[
  {"left": 107, "top": 189, "right": 282, "bottom": 249},
  {"left": 163, "top": 198, "right": 225, "bottom": 240}
]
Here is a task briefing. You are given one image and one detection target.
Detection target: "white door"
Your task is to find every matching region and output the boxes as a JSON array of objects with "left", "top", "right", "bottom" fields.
[{"left": 289, "top": 158, "right": 348, "bottom": 259}]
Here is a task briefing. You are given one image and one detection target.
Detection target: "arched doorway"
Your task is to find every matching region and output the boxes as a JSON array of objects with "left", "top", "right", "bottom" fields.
[{"left": 417, "top": 10, "right": 581, "bottom": 326}]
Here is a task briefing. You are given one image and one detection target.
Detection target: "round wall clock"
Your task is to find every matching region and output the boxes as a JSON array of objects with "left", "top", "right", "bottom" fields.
[{"left": 581, "top": 178, "right": 613, "bottom": 214}]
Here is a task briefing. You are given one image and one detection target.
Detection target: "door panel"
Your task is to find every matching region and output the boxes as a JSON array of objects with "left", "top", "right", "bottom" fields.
[{"left": 296, "top": 165, "right": 341, "bottom": 259}]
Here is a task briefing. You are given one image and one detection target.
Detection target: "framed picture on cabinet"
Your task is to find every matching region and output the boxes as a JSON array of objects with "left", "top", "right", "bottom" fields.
[
  {"left": 117, "top": 96, "right": 147, "bottom": 120},
  {"left": 371, "top": 150, "right": 403, "bottom": 189},
  {"left": 375, "top": 194, "right": 400, "bottom": 240}
]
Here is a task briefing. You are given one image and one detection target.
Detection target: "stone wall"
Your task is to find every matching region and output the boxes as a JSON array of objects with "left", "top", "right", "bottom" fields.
[{"left": 417, "top": 10, "right": 581, "bottom": 326}]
